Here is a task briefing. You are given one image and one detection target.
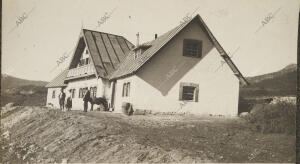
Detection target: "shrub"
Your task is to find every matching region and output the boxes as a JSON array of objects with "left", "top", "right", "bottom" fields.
[
  {"left": 245, "top": 101, "right": 296, "bottom": 135},
  {"left": 238, "top": 96, "right": 254, "bottom": 113}
]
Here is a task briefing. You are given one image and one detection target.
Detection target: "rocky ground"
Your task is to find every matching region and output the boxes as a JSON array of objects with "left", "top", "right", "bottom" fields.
[{"left": 0, "top": 106, "right": 296, "bottom": 163}]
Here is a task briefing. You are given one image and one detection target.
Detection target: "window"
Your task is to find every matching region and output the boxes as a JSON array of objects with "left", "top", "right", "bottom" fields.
[
  {"left": 182, "top": 86, "right": 195, "bottom": 100},
  {"left": 134, "top": 49, "right": 141, "bottom": 59},
  {"left": 122, "top": 82, "right": 130, "bottom": 97},
  {"left": 69, "top": 89, "right": 76, "bottom": 98},
  {"left": 183, "top": 39, "right": 202, "bottom": 58},
  {"left": 86, "top": 49, "right": 89, "bottom": 54},
  {"left": 79, "top": 88, "right": 88, "bottom": 98},
  {"left": 85, "top": 58, "right": 90, "bottom": 65},
  {"left": 73, "top": 89, "right": 76, "bottom": 98},
  {"left": 79, "top": 88, "right": 82, "bottom": 98},
  {"left": 134, "top": 52, "right": 138, "bottom": 59},
  {"left": 122, "top": 83, "right": 126, "bottom": 97},
  {"left": 126, "top": 82, "right": 130, "bottom": 97},
  {"left": 78, "top": 60, "right": 82, "bottom": 67},
  {"left": 179, "top": 82, "right": 199, "bottom": 102},
  {"left": 84, "top": 87, "right": 88, "bottom": 95},
  {"left": 77, "top": 59, "right": 86, "bottom": 67},
  {"left": 82, "top": 87, "right": 88, "bottom": 98},
  {"left": 90, "top": 87, "right": 97, "bottom": 98},
  {"left": 52, "top": 90, "right": 56, "bottom": 99}
]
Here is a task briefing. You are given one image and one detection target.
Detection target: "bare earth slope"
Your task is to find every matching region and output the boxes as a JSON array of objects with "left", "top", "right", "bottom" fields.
[{"left": 1, "top": 106, "right": 295, "bottom": 163}]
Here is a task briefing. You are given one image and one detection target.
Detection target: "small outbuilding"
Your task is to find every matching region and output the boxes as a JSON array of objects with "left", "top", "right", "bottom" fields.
[{"left": 45, "top": 70, "right": 68, "bottom": 108}]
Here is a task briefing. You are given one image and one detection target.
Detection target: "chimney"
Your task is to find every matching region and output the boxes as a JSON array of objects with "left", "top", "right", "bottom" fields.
[
  {"left": 155, "top": 34, "right": 158, "bottom": 39},
  {"left": 136, "top": 32, "right": 140, "bottom": 47}
]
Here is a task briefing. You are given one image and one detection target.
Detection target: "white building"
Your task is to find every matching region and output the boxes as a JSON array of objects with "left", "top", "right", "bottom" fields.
[{"left": 46, "top": 14, "right": 248, "bottom": 116}]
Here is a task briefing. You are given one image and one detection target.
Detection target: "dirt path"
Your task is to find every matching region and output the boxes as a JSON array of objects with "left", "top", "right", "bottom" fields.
[{"left": 1, "top": 106, "right": 295, "bottom": 163}]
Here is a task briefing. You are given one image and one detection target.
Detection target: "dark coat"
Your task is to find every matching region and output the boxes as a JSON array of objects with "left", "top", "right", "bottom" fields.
[
  {"left": 59, "top": 92, "right": 66, "bottom": 100},
  {"left": 83, "top": 90, "right": 91, "bottom": 102}
]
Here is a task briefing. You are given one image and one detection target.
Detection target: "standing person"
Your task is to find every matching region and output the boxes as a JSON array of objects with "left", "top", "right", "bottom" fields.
[
  {"left": 58, "top": 88, "right": 66, "bottom": 111},
  {"left": 65, "top": 90, "right": 72, "bottom": 111},
  {"left": 83, "top": 88, "right": 91, "bottom": 112}
]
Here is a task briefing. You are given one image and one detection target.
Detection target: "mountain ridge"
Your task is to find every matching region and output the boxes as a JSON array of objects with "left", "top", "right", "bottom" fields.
[
  {"left": 246, "top": 64, "right": 297, "bottom": 84},
  {"left": 1, "top": 74, "right": 48, "bottom": 89},
  {"left": 1, "top": 74, "right": 48, "bottom": 106},
  {"left": 241, "top": 64, "right": 296, "bottom": 98}
]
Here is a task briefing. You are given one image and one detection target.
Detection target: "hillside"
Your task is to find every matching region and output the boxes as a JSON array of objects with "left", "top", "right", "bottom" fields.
[
  {"left": 1, "top": 74, "right": 49, "bottom": 106},
  {"left": 1, "top": 106, "right": 295, "bottom": 163},
  {"left": 240, "top": 64, "right": 297, "bottom": 98},
  {"left": 1, "top": 74, "right": 48, "bottom": 89}
]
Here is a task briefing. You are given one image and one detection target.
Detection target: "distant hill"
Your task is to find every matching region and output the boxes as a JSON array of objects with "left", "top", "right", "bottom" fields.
[
  {"left": 240, "top": 64, "right": 297, "bottom": 98},
  {"left": 1, "top": 74, "right": 48, "bottom": 89},
  {"left": 1, "top": 74, "right": 49, "bottom": 106}
]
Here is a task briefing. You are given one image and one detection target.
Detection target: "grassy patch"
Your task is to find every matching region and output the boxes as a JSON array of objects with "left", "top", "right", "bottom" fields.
[{"left": 244, "top": 101, "right": 296, "bottom": 135}]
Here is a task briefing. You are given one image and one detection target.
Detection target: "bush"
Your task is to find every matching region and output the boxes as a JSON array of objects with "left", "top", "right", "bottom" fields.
[
  {"left": 238, "top": 96, "right": 254, "bottom": 113},
  {"left": 245, "top": 101, "right": 296, "bottom": 135}
]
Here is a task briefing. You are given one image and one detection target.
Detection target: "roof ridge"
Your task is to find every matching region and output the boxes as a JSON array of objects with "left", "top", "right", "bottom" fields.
[
  {"left": 196, "top": 15, "right": 249, "bottom": 85},
  {"left": 110, "top": 14, "right": 248, "bottom": 85},
  {"left": 82, "top": 28, "right": 129, "bottom": 41},
  {"left": 140, "top": 19, "right": 190, "bottom": 46},
  {"left": 110, "top": 16, "right": 195, "bottom": 79},
  {"left": 79, "top": 28, "right": 134, "bottom": 79},
  {"left": 46, "top": 69, "right": 68, "bottom": 88}
]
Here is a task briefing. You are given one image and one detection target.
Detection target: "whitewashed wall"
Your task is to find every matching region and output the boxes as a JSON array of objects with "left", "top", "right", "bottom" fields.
[
  {"left": 46, "top": 87, "right": 62, "bottom": 108},
  {"left": 113, "top": 20, "right": 240, "bottom": 116},
  {"left": 46, "top": 77, "right": 112, "bottom": 111},
  {"left": 65, "top": 77, "right": 107, "bottom": 110},
  {"left": 113, "top": 76, "right": 134, "bottom": 113}
]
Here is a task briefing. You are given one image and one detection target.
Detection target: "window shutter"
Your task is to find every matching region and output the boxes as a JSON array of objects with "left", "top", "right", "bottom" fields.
[
  {"left": 52, "top": 90, "right": 55, "bottom": 98},
  {"left": 93, "top": 87, "right": 97, "bottom": 98},
  {"left": 194, "top": 86, "right": 199, "bottom": 102},
  {"left": 197, "top": 41, "right": 203, "bottom": 58},
  {"left": 127, "top": 82, "right": 130, "bottom": 97},
  {"left": 179, "top": 83, "right": 184, "bottom": 100},
  {"left": 122, "top": 83, "right": 126, "bottom": 97}
]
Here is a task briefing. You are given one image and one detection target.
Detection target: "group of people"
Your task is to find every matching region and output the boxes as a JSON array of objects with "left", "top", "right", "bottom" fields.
[
  {"left": 58, "top": 88, "right": 72, "bottom": 111},
  {"left": 58, "top": 88, "right": 91, "bottom": 112}
]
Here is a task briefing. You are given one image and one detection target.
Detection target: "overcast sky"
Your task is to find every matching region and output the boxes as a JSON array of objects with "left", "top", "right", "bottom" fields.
[{"left": 2, "top": 0, "right": 299, "bottom": 81}]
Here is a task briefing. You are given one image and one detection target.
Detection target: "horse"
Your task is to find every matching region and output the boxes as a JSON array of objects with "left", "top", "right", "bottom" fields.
[{"left": 89, "top": 97, "right": 108, "bottom": 111}]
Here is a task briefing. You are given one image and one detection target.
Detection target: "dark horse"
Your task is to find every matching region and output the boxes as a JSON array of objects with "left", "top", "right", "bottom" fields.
[{"left": 89, "top": 97, "right": 108, "bottom": 111}]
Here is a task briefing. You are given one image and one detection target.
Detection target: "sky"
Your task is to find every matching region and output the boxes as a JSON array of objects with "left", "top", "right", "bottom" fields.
[{"left": 2, "top": 0, "right": 299, "bottom": 81}]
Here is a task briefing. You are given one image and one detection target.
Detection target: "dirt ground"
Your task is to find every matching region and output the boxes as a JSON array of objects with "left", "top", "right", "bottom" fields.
[{"left": 0, "top": 106, "right": 296, "bottom": 163}]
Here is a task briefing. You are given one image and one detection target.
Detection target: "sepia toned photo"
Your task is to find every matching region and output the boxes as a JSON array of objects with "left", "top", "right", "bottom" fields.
[{"left": 1, "top": 0, "right": 298, "bottom": 163}]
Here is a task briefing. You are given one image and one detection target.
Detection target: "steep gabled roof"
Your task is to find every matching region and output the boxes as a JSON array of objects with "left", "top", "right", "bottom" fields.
[
  {"left": 109, "top": 21, "right": 187, "bottom": 80},
  {"left": 68, "top": 29, "right": 134, "bottom": 79},
  {"left": 110, "top": 14, "right": 249, "bottom": 86},
  {"left": 46, "top": 70, "right": 68, "bottom": 88}
]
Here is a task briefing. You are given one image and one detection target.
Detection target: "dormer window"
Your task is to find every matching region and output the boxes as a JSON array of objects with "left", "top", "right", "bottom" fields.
[
  {"left": 134, "top": 52, "right": 138, "bottom": 59},
  {"left": 86, "top": 49, "right": 89, "bottom": 54},
  {"left": 134, "top": 49, "right": 141, "bottom": 59},
  {"left": 85, "top": 58, "right": 90, "bottom": 65},
  {"left": 132, "top": 44, "right": 151, "bottom": 60}
]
